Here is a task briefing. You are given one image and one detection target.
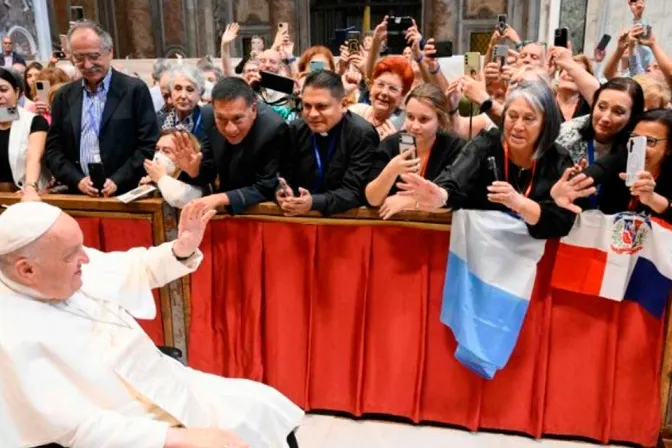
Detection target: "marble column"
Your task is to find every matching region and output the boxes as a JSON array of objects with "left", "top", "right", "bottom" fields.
[
  {"left": 125, "top": 0, "right": 156, "bottom": 58},
  {"left": 424, "top": 0, "right": 459, "bottom": 41},
  {"left": 184, "top": 0, "right": 199, "bottom": 56},
  {"left": 269, "top": 0, "right": 298, "bottom": 46},
  {"left": 559, "top": 0, "right": 588, "bottom": 52}
]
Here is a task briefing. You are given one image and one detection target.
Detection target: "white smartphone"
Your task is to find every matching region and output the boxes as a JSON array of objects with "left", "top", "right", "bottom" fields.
[
  {"left": 493, "top": 45, "right": 508, "bottom": 67},
  {"left": 0, "top": 106, "right": 20, "bottom": 122},
  {"left": 399, "top": 133, "right": 416, "bottom": 159},
  {"left": 35, "top": 80, "right": 50, "bottom": 104},
  {"left": 626, "top": 136, "right": 647, "bottom": 187}
]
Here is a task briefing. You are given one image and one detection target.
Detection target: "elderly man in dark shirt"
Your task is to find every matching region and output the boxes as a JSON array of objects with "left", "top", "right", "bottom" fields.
[
  {"left": 175, "top": 77, "right": 286, "bottom": 213},
  {"left": 277, "top": 71, "right": 379, "bottom": 215}
]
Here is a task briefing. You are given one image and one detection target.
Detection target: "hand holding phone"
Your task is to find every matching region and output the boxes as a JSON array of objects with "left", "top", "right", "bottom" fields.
[
  {"left": 626, "top": 136, "right": 647, "bottom": 187},
  {"left": 487, "top": 156, "right": 500, "bottom": 181},
  {"left": 554, "top": 28, "right": 569, "bottom": 48},
  {"left": 277, "top": 176, "right": 293, "bottom": 198},
  {"left": 399, "top": 133, "right": 416, "bottom": 159}
]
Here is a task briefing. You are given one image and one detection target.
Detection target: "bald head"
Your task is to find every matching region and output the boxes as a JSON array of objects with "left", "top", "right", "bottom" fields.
[
  {"left": 258, "top": 49, "right": 282, "bottom": 74},
  {"left": 0, "top": 210, "right": 88, "bottom": 301}
]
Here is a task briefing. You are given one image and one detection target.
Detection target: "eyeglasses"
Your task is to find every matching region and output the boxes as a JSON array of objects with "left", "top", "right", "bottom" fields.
[
  {"left": 71, "top": 51, "right": 107, "bottom": 64},
  {"left": 373, "top": 79, "right": 403, "bottom": 95},
  {"left": 630, "top": 134, "right": 668, "bottom": 147}
]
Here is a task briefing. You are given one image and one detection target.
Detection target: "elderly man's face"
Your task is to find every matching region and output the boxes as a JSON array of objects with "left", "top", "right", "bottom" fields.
[
  {"left": 9, "top": 214, "right": 89, "bottom": 301},
  {"left": 258, "top": 50, "right": 281, "bottom": 73},
  {"left": 518, "top": 43, "right": 545, "bottom": 68},
  {"left": 69, "top": 28, "right": 113, "bottom": 87},
  {"left": 2, "top": 38, "right": 12, "bottom": 55}
]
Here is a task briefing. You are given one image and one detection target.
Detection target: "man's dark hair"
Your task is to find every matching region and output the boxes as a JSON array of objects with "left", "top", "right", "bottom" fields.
[
  {"left": 211, "top": 77, "right": 257, "bottom": 106},
  {"left": 303, "top": 71, "right": 345, "bottom": 100}
]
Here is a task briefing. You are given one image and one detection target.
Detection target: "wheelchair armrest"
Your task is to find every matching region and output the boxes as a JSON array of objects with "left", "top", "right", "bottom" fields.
[{"left": 157, "top": 345, "right": 183, "bottom": 360}]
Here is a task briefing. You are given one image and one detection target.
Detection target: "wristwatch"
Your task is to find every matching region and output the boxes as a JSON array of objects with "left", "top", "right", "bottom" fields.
[{"left": 480, "top": 97, "right": 493, "bottom": 113}]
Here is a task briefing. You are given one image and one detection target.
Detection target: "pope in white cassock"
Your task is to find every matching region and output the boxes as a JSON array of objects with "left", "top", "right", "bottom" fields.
[{"left": 0, "top": 201, "right": 304, "bottom": 448}]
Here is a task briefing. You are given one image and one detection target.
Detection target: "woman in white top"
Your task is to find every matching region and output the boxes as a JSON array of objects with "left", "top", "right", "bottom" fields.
[
  {"left": 140, "top": 129, "right": 203, "bottom": 208},
  {"left": 0, "top": 67, "right": 50, "bottom": 202}
]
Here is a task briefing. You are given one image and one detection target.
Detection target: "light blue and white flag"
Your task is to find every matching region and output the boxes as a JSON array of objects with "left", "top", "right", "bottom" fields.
[{"left": 441, "top": 209, "right": 546, "bottom": 379}]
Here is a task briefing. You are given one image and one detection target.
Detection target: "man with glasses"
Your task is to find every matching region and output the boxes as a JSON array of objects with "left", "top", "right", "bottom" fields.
[
  {"left": 276, "top": 71, "right": 378, "bottom": 215},
  {"left": 45, "top": 20, "right": 158, "bottom": 197},
  {"left": 0, "top": 35, "right": 26, "bottom": 68}
]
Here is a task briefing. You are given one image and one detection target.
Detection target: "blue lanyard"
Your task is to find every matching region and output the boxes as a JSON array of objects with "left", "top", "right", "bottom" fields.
[
  {"left": 586, "top": 139, "right": 602, "bottom": 207},
  {"left": 313, "top": 134, "right": 337, "bottom": 193},
  {"left": 192, "top": 108, "right": 202, "bottom": 133}
]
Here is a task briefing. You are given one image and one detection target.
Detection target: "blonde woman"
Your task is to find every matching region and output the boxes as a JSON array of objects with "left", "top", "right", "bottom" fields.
[
  {"left": 140, "top": 129, "right": 204, "bottom": 208},
  {"left": 365, "top": 83, "right": 466, "bottom": 219}
]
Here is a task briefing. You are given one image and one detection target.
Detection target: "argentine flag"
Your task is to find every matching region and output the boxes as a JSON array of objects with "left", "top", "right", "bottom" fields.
[{"left": 442, "top": 209, "right": 547, "bottom": 379}]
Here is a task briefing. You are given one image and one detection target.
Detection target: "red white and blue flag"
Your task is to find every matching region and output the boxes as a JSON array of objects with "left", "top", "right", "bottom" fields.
[{"left": 551, "top": 211, "right": 672, "bottom": 317}]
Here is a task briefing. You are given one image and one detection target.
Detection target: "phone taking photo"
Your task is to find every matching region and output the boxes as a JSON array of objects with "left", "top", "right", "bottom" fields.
[
  {"left": 626, "top": 136, "right": 647, "bottom": 187},
  {"left": 35, "top": 80, "right": 50, "bottom": 104},
  {"left": 487, "top": 156, "right": 500, "bottom": 181},
  {"left": 493, "top": 45, "right": 508, "bottom": 67},
  {"left": 497, "top": 14, "right": 507, "bottom": 34},
  {"left": 0, "top": 106, "right": 20, "bottom": 122},
  {"left": 554, "top": 28, "right": 569, "bottom": 48},
  {"left": 399, "top": 133, "right": 416, "bottom": 160},
  {"left": 464, "top": 52, "right": 481, "bottom": 78},
  {"left": 347, "top": 30, "right": 360, "bottom": 54},
  {"left": 431, "top": 40, "right": 453, "bottom": 58},
  {"left": 596, "top": 34, "right": 611, "bottom": 52},
  {"left": 88, "top": 162, "right": 106, "bottom": 192},
  {"left": 277, "top": 176, "right": 293, "bottom": 197}
]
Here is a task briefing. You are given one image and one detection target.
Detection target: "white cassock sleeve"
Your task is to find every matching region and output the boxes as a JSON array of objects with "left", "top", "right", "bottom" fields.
[
  {"left": 81, "top": 241, "right": 202, "bottom": 319},
  {"left": 58, "top": 411, "right": 170, "bottom": 448}
]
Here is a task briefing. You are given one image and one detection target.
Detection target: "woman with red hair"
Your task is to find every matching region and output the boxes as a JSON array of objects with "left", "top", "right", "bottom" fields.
[
  {"left": 350, "top": 55, "right": 414, "bottom": 139},
  {"left": 297, "top": 45, "right": 337, "bottom": 73}
]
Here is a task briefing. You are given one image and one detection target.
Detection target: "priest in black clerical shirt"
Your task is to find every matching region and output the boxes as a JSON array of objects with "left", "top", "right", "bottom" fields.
[
  {"left": 176, "top": 77, "right": 287, "bottom": 213},
  {"left": 277, "top": 71, "right": 379, "bottom": 216}
]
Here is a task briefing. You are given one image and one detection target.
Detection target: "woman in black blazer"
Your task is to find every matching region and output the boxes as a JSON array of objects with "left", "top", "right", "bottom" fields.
[{"left": 365, "top": 83, "right": 466, "bottom": 220}]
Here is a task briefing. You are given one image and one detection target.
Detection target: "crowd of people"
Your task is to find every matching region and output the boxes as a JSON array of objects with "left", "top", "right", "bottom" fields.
[{"left": 0, "top": 0, "right": 671, "bottom": 238}]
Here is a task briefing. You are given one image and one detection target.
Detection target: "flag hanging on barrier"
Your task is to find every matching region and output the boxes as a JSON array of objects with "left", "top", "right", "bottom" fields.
[
  {"left": 551, "top": 210, "right": 672, "bottom": 318},
  {"left": 441, "top": 209, "right": 546, "bottom": 379}
]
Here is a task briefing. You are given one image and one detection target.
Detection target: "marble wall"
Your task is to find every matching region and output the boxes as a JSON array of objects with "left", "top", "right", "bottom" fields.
[
  {"left": 1, "top": 0, "right": 39, "bottom": 60},
  {"left": 425, "top": 0, "right": 460, "bottom": 41},
  {"left": 584, "top": 0, "right": 672, "bottom": 60},
  {"left": 559, "top": 0, "right": 588, "bottom": 52}
]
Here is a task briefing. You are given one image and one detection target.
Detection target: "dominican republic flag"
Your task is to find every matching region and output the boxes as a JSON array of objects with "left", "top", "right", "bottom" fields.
[
  {"left": 442, "top": 209, "right": 546, "bottom": 379},
  {"left": 551, "top": 211, "right": 672, "bottom": 317}
]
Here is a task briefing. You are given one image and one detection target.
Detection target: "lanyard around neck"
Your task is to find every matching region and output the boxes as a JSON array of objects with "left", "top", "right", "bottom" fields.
[
  {"left": 503, "top": 143, "right": 536, "bottom": 198},
  {"left": 312, "top": 134, "right": 337, "bottom": 193}
]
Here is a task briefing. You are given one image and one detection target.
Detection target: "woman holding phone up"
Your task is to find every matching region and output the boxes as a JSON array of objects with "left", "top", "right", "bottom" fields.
[
  {"left": 397, "top": 81, "right": 579, "bottom": 239},
  {"left": 551, "top": 108, "right": 672, "bottom": 223},
  {"left": 365, "top": 84, "right": 465, "bottom": 219}
]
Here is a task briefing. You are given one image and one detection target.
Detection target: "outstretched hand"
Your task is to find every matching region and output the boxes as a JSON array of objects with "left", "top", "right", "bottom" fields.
[{"left": 173, "top": 201, "right": 216, "bottom": 258}]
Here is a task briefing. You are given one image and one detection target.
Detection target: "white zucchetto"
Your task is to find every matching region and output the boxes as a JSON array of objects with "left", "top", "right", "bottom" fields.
[{"left": 0, "top": 202, "right": 62, "bottom": 256}]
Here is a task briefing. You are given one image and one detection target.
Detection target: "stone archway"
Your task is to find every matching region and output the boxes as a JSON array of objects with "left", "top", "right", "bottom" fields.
[{"left": 7, "top": 25, "right": 38, "bottom": 59}]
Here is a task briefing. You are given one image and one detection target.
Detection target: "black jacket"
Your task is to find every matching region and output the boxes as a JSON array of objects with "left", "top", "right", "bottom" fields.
[
  {"left": 367, "top": 131, "right": 466, "bottom": 200},
  {"left": 45, "top": 69, "right": 159, "bottom": 194},
  {"left": 281, "top": 111, "right": 379, "bottom": 215},
  {"left": 584, "top": 149, "right": 672, "bottom": 223},
  {"left": 0, "top": 52, "right": 26, "bottom": 67},
  {"left": 188, "top": 102, "right": 285, "bottom": 213},
  {"left": 434, "top": 128, "right": 578, "bottom": 239}
]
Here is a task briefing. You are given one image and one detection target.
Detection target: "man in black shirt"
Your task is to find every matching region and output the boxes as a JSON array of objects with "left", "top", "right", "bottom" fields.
[
  {"left": 177, "top": 77, "right": 286, "bottom": 213},
  {"left": 277, "top": 71, "right": 379, "bottom": 215}
]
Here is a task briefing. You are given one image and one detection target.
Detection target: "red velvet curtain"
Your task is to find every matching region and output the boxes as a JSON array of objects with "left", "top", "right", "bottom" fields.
[
  {"left": 75, "top": 216, "right": 164, "bottom": 345},
  {"left": 188, "top": 219, "right": 664, "bottom": 447}
]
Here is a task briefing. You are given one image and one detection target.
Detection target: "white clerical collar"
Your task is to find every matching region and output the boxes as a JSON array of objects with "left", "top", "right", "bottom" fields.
[{"left": 319, "top": 132, "right": 328, "bottom": 137}]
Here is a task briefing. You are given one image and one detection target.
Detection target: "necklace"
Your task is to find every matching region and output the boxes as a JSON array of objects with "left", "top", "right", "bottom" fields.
[{"left": 52, "top": 299, "right": 133, "bottom": 329}]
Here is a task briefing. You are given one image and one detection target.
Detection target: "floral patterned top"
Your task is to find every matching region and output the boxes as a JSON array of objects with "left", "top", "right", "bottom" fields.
[{"left": 555, "top": 115, "right": 612, "bottom": 164}]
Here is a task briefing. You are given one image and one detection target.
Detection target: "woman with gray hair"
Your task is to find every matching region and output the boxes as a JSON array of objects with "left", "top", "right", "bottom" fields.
[
  {"left": 397, "top": 81, "right": 580, "bottom": 239},
  {"left": 158, "top": 64, "right": 206, "bottom": 139}
]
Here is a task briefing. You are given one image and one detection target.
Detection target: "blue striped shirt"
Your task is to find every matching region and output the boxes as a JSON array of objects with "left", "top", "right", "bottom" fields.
[{"left": 80, "top": 69, "right": 112, "bottom": 175}]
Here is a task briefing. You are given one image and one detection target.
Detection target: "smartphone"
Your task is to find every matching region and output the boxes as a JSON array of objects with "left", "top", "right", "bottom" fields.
[
  {"left": 596, "top": 34, "right": 611, "bottom": 52},
  {"left": 278, "top": 22, "right": 288, "bottom": 32},
  {"left": 554, "top": 28, "right": 569, "bottom": 48},
  {"left": 88, "top": 162, "right": 106, "bottom": 191},
  {"left": 347, "top": 30, "right": 360, "bottom": 53},
  {"left": 487, "top": 156, "right": 500, "bottom": 181},
  {"left": 35, "top": 80, "right": 50, "bottom": 104},
  {"left": 0, "top": 106, "right": 20, "bottom": 122},
  {"left": 464, "top": 52, "right": 481, "bottom": 78},
  {"left": 386, "top": 16, "right": 413, "bottom": 54},
  {"left": 260, "top": 71, "right": 295, "bottom": 95},
  {"left": 641, "top": 25, "right": 652, "bottom": 40},
  {"left": 399, "top": 133, "right": 416, "bottom": 160},
  {"left": 493, "top": 45, "right": 508, "bottom": 67},
  {"left": 497, "top": 14, "right": 507, "bottom": 34},
  {"left": 432, "top": 40, "right": 453, "bottom": 58},
  {"left": 310, "top": 60, "right": 325, "bottom": 72},
  {"left": 626, "top": 136, "right": 647, "bottom": 187},
  {"left": 277, "top": 176, "right": 293, "bottom": 197}
]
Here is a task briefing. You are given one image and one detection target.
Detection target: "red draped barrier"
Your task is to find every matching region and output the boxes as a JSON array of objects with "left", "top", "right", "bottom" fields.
[
  {"left": 188, "top": 218, "right": 664, "bottom": 447},
  {"left": 75, "top": 216, "right": 164, "bottom": 345}
]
